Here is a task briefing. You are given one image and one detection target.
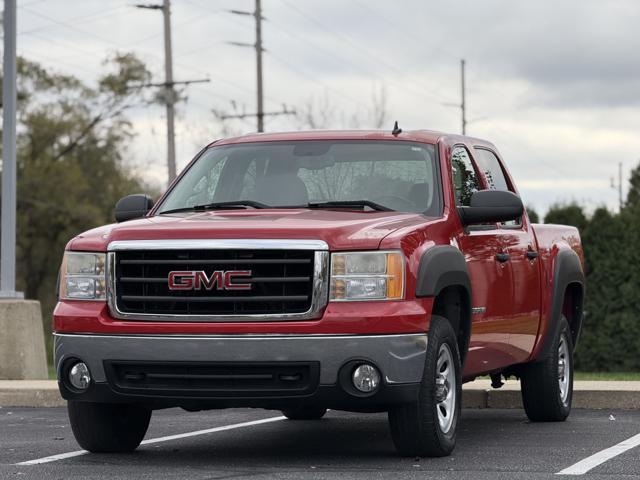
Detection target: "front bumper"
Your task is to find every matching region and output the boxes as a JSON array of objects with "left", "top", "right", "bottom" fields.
[{"left": 55, "top": 333, "right": 427, "bottom": 411}]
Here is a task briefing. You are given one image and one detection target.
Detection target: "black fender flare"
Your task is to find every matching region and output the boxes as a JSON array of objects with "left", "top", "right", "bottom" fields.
[
  {"left": 415, "top": 245, "right": 472, "bottom": 362},
  {"left": 415, "top": 245, "right": 471, "bottom": 298},
  {"left": 534, "top": 248, "right": 585, "bottom": 361}
]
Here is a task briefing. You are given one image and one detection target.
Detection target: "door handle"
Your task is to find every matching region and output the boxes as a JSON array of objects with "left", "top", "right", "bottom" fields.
[
  {"left": 495, "top": 253, "right": 510, "bottom": 263},
  {"left": 526, "top": 250, "right": 539, "bottom": 260}
]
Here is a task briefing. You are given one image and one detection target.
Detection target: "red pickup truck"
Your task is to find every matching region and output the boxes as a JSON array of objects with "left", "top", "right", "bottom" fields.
[{"left": 54, "top": 129, "right": 585, "bottom": 457}]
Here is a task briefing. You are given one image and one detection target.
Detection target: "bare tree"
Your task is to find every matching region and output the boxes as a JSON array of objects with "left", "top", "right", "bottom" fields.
[
  {"left": 296, "top": 85, "right": 388, "bottom": 130},
  {"left": 297, "top": 92, "right": 335, "bottom": 129},
  {"left": 370, "top": 84, "right": 387, "bottom": 129}
]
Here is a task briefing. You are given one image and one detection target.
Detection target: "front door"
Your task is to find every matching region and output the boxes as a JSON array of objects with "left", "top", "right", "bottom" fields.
[
  {"left": 473, "top": 147, "right": 542, "bottom": 363},
  {"left": 449, "top": 145, "right": 515, "bottom": 378}
]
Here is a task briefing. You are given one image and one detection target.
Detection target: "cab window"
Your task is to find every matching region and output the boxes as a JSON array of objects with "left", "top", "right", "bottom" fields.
[
  {"left": 451, "top": 146, "right": 480, "bottom": 207},
  {"left": 473, "top": 148, "right": 521, "bottom": 226}
]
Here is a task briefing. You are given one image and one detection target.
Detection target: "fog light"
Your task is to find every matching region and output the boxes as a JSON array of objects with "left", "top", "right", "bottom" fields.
[
  {"left": 68, "top": 362, "right": 91, "bottom": 391},
  {"left": 352, "top": 364, "right": 380, "bottom": 393}
]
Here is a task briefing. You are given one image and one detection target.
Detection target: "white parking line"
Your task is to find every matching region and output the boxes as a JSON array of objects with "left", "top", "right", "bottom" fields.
[
  {"left": 16, "top": 415, "right": 286, "bottom": 466},
  {"left": 556, "top": 432, "right": 640, "bottom": 475}
]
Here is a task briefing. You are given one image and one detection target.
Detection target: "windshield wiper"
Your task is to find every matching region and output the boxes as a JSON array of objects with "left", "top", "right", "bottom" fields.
[
  {"left": 159, "top": 200, "right": 271, "bottom": 215},
  {"left": 306, "top": 200, "right": 393, "bottom": 212}
]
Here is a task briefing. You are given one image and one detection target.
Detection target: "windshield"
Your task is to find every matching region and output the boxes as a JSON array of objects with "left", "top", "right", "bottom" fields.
[{"left": 157, "top": 140, "right": 441, "bottom": 215}]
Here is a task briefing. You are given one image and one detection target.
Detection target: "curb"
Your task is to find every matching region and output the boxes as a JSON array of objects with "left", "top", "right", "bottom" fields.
[
  {"left": 462, "top": 380, "right": 640, "bottom": 410},
  {"left": 1, "top": 380, "right": 639, "bottom": 409},
  {"left": 0, "top": 381, "right": 65, "bottom": 408}
]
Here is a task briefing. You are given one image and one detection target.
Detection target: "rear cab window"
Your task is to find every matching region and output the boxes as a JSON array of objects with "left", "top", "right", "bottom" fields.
[{"left": 472, "top": 148, "right": 523, "bottom": 228}]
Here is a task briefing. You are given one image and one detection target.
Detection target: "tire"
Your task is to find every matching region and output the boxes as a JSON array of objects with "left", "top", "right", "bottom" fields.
[
  {"left": 281, "top": 406, "right": 327, "bottom": 420},
  {"left": 388, "top": 316, "right": 462, "bottom": 457},
  {"left": 521, "top": 315, "right": 574, "bottom": 422},
  {"left": 68, "top": 401, "right": 151, "bottom": 453}
]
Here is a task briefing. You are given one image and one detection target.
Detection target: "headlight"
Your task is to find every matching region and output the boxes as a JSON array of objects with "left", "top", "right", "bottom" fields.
[
  {"left": 59, "top": 252, "right": 107, "bottom": 300},
  {"left": 330, "top": 251, "right": 404, "bottom": 301}
]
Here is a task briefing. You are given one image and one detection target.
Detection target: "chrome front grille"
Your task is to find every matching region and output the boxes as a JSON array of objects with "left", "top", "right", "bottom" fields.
[{"left": 107, "top": 239, "right": 329, "bottom": 322}]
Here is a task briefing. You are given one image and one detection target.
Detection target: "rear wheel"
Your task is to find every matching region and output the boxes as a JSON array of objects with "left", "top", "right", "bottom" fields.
[
  {"left": 521, "top": 315, "right": 574, "bottom": 422},
  {"left": 68, "top": 401, "right": 151, "bottom": 453},
  {"left": 281, "top": 406, "right": 327, "bottom": 420},
  {"left": 388, "top": 317, "right": 461, "bottom": 457}
]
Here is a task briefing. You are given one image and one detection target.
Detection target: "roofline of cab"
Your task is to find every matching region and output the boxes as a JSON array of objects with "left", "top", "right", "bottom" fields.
[{"left": 205, "top": 129, "right": 497, "bottom": 151}]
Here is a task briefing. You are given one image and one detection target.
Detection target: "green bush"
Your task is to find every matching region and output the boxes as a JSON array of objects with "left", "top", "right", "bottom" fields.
[{"left": 546, "top": 168, "right": 640, "bottom": 371}]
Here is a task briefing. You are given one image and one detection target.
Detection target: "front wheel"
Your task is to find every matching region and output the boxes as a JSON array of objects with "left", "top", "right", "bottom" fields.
[
  {"left": 388, "top": 317, "right": 461, "bottom": 457},
  {"left": 520, "top": 315, "right": 574, "bottom": 422},
  {"left": 68, "top": 401, "right": 151, "bottom": 453}
]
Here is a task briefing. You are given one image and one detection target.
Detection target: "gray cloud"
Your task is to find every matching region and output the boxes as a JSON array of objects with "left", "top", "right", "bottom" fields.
[{"left": 16, "top": 0, "right": 640, "bottom": 213}]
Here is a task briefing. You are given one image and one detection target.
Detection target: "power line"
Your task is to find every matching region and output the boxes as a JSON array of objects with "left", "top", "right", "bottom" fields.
[
  {"left": 21, "top": 5, "right": 130, "bottom": 48},
  {"left": 22, "top": 26, "right": 264, "bottom": 109},
  {"left": 349, "top": 0, "right": 459, "bottom": 60},
  {"left": 19, "top": 2, "right": 288, "bottom": 113},
  {"left": 279, "top": 0, "right": 456, "bottom": 106},
  {"left": 18, "top": 4, "right": 128, "bottom": 36},
  {"left": 20, "top": 4, "right": 210, "bottom": 81},
  {"left": 128, "top": 6, "right": 226, "bottom": 46},
  {"left": 135, "top": 1, "right": 212, "bottom": 185},
  {"left": 213, "top": 105, "right": 296, "bottom": 122},
  {"left": 265, "top": 50, "right": 370, "bottom": 111}
]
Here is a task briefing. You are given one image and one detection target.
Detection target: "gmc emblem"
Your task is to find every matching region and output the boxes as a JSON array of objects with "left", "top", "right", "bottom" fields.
[{"left": 168, "top": 270, "right": 252, "bottom": 291}]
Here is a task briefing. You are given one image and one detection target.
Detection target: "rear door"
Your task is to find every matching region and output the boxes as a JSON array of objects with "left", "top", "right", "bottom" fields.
[
  {"left": 450, "top": 145, "right": 514, "bottom": 377},
  {"left": 473, "top": 147, "right": 542, "bottom": 362}
]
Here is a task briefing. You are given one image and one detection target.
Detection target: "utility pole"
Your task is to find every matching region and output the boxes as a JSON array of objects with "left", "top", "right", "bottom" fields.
[
  {"left": 619, "top": 162, "right": 623, "bottom": 211},
  {"left": 135, "top": 2, "right": 176, "bottom": 184},
  {"left": 611, "top": 162, "right": 624, "bottom": 212},
  {"left": 255, "top": 0, "right": 264, "bottom": 132},
  {"left": 1, "top": 0, "right": 21, "bottom": 298},
  {"left": 229, "top": 1, "right": 294, "bottom": 131},
  {"left": 461, "top": 59, "right": 466, "bottom": 136},
  {"left": 136, "top": 2, "right": 209, "bottom": 186}
]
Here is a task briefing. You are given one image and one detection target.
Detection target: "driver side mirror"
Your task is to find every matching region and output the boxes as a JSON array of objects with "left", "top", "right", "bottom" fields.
[
  {"left": 114, "top": 194, "right": 154, "bottom": 223},
  {"left": 457, "top": 190, "right": 523, "bottom": 226}
]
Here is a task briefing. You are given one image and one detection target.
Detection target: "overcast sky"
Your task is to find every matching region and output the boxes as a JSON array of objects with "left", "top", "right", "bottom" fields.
[{"left": 16, "top": 0, "right": 640, "bottom": 214}]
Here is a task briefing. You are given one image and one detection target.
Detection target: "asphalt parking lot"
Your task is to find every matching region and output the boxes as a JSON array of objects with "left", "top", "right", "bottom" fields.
[{"left": 1, "top": 406, "right": 639, "bottom": 479}]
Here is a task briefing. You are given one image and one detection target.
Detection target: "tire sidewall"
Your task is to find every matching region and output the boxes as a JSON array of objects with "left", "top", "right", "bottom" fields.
[
  {"left": 555, "top": 318, "right": 574, "bottom": 414},
  {"left": 424, "top": 317, "right": 462, "bottom": 450}
]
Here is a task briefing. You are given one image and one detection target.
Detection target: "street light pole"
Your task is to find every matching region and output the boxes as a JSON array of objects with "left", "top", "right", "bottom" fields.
[
  {"left": 1, "top": 0, "right": 22, "bottom": 298},
  {"left": 162, "top": 0, "right": 177, "bottom": 183}
]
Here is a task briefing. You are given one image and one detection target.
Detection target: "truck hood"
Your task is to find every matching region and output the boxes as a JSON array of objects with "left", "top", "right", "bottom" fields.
[{"left": 68, "top": 209, "right": 432, "bottom": 251}]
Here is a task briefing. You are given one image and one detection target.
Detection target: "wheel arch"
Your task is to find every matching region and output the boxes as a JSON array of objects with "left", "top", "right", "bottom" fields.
[
  {"left": 532, "top": 248, "right": 585, "bottom": 362},
  {"left": 415, "top": 245, "right": 472, "bottom": 365}
]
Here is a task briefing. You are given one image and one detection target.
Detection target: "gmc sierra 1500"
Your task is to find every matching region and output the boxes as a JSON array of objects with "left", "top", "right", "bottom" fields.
[{"left": 54, "top": 129, "right": 585, "bottom": 457}]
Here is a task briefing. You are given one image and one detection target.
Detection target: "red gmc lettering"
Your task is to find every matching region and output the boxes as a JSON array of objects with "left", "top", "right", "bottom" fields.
[
  {"left": 167, "top": 270, "right": 252, "bottom": 291},
  {"left": 195, "top": 270, "right": 223, "bottom": 290},
  {"left": 223, "top": 270, "right": 252, "bottom": 290},
  {"left": 167, "top": 271, "right": 195, "bottom": 290}
]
